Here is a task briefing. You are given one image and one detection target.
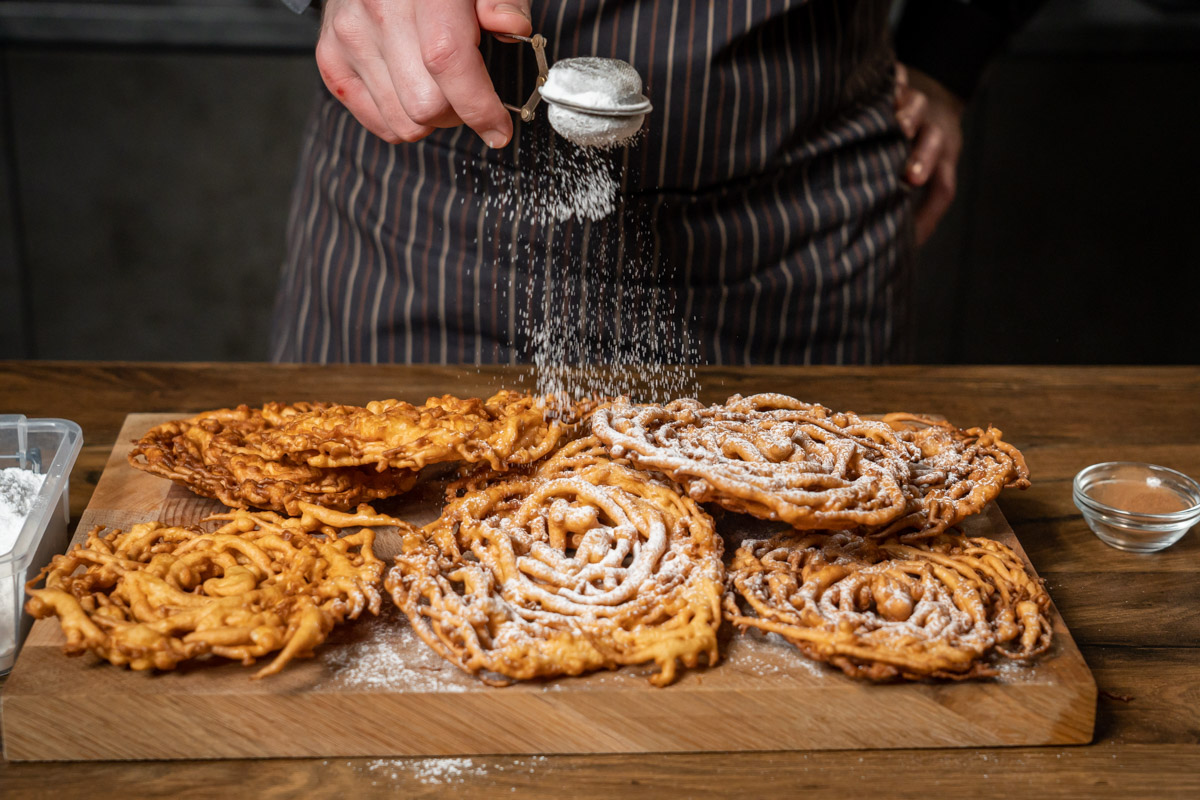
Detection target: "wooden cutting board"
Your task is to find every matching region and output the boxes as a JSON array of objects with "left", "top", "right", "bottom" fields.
[{"left": 1, "top": 414, "right": 1097, "bottom": 761}]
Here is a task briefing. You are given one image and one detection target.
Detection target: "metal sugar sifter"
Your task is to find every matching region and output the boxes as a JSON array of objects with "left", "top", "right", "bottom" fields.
[{"left": 492, "top": 33, "right": 653, "bottom": 148}]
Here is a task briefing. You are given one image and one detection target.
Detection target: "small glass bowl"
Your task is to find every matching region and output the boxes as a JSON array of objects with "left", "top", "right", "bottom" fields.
[{"left": 1073, "top": 462, "right": 1200, "bottom": 553}]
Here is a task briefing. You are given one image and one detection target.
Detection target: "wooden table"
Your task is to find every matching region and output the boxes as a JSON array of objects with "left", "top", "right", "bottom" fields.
[{"left": 1, "top": 362, "right": 1197, "bottom": 798}]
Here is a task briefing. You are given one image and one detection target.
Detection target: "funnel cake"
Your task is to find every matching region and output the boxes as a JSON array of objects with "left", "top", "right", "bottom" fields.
[
  {"left": 876, "top": 413, "right": 1031, "bottom": 539},
  {"left": 129, "top": 404, "right": 419, "bottom": 514},
  {"left": 25, "top": 503, "right": 396, "bottom": 678},
  {"left": 591, "top": 394, "right": 917, "bottom": 530},
  {"left": 128, "top": 391, "right": 580, "bottom": 514},
  {"left": 723, "top": 531, "right": 1053, "bottom": 681},
  {"left": 592, "top": 394, "right": 1030, "bottom": 539},
  {"left": 386, "top": 437, "right": 724, "bottom": 687},
  {"left": 254, "top": 390, "right": 584, "bottom": 472}
]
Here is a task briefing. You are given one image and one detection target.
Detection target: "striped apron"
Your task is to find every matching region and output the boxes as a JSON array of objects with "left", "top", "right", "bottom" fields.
[{"left": 269, "top": 0, "right": 913, "bottom": 366}]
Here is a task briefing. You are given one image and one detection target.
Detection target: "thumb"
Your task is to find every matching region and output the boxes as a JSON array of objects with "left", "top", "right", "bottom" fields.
[{"left": 476, "top": 0, "right": 533, "bottom": 38}]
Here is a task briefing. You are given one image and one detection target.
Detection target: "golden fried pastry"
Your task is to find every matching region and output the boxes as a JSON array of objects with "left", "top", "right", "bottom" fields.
[
  {"left": 875, "top": 413, "right": 1031, "bottom": 539},
  {"left": 254, "top": 390, "right": 584, "bottom": 472},
  {"left": 592, "top": 394, "right": 1031, "bottom": 539},
  {"left": 591, "top": 394, "right": 917, "bottom": 530},
  {"left": 129, "top": 405, "right": 418, "bottom": 514},
  {"left": 723, "top": 531, "right": 1052, "bottom": 681},
  {"left": 386, "top": 436, "right": 723, "bottom": 687},
  {"left": 25, "top": 503, "right": 396, "bottom": 678}
]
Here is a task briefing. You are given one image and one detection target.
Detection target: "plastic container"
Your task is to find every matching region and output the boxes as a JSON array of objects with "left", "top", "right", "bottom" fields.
[
  {"left": 1073, "top": 461, "right": 1200, "bottom": 553},
  {"left": 0, "top": 415, "right": 83, "bottom": 673}
]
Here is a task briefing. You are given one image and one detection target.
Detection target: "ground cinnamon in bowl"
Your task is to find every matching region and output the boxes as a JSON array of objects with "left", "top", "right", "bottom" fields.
[
  {"left": 1073, "top": 461, "right": 1200, "bottom": 553},
  {"left": 1087, "top": 479, "right": 1191, "bottom": 514}
]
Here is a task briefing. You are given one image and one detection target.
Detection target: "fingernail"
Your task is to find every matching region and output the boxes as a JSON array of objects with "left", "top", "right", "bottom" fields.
[
  {"left": 909, "top": 162, "right": 923, "bottom": 176},
  {"left": 496, "top": 3, "right": 530, "bottom": 19},
  {"left": 484, "top": 129, "right": 510, "bottom": 149}
]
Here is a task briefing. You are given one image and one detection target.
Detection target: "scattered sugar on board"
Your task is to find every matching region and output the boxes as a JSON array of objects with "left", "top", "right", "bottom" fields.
[
  {"left": 360, "top": 757, "right": 482, "bottom": 785},
  {"left": 990, "top": 654, "right": 1042, "bottom": 683},
  {"left": 320, "top": 609, "right": 469, "bottom": 693},
  {"left": 724, "top": 630, "right": 828, "bottom": 679},
  {"left": 357, "top": 755, "right": 548, "bottom": 787}
]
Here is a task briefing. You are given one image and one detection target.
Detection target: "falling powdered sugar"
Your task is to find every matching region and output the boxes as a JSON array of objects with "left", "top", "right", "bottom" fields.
[
  {"left": 461, "top": 93, "right": 698, "bottom": 402},
  {"left": 514, "top": 132, "right": 697, "bottom": 402},
  {"left": 541, "top": 148, "right": 619, "bottom": 222},
  {"left": 468, "top": 136, "right": 619, "bottom": 226}
]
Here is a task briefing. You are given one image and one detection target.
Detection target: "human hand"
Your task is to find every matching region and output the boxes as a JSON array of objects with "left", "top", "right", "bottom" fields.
[
  {"left": 316, "top": 0, "right": 532, "bottom": 147},
  {"left": 894, "top": 64, "right": 965, "bottom": 246}
]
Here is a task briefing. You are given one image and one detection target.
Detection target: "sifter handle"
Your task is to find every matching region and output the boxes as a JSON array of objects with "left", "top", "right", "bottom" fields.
[{"left": 485, "top": 31, "right": 550, "bottom": 122}]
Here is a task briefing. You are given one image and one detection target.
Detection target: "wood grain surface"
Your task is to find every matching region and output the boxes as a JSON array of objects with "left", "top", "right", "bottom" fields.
[
  {"left": 1, "top": 363, "right": 1198, "bottom": 797},
  {"left": 1, "top": 414, "right": 1095, "bottom": 761}
]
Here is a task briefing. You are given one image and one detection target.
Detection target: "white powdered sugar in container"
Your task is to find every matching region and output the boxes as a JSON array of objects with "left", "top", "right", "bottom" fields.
[
  {"left": 0, "top": 468, "right": 46, "bottom": 553},
  {"left": 1, "top": 415, "right": 82, "bottom": 674}
]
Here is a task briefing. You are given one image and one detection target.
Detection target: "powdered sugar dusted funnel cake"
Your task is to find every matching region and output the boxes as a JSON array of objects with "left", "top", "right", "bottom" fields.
[{"left": 492, "top": 33, "right": 652, "bottom": 148}]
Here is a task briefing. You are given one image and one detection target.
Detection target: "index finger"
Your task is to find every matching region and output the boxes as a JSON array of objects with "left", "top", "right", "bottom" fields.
[
  {"left": 414, "top": 0, "right": 511, "bottom": 148},
  {"left": 915, "top": 161, "right": 957, "bottom": 245}
]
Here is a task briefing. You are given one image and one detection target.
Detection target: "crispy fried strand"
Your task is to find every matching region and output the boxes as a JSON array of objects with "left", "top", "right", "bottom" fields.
[
  {"left": 723, "top": 531, "right": 1052, "bottom": 681},
  {"left": 128, "top": 404, "right": 418, "bottom": 514},
  {"left": 24, "top": 503, "right": 398, "bottom": 678},
  {"left": 591, "top": 394, "right": 917, "bottom": 530},
  {"left": 592, "top": 394, "right": 1030, "bottom": 539},
  {"left": 254, "top": 390, "right": 584, "bottom": 471},
  {"left": 386, "top": 437, "right": 723, "bottom": 687},
  {"left": 875, "top": 413, "right": 1031, "bottom": 539}
]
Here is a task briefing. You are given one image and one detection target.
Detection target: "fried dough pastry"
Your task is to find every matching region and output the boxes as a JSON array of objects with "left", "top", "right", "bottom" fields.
[
  {"left": 591, "top": 394, "right": 918, "bottom": 530},
  {"left": 723, "top": 531, "right": 1052, "bottom": 681},
  {"left": 129, "top": 405, "right": 418, "bottom": 514},
  {"left": 592, "top": 394, "right": 1031, "bottom": 539},
  {"left": 25, "top": 503, "right": 395, "bottom": 678},
  {"left": 875, "top": 413, "right": 1031, "bottom": 539},
  {"left": 386, "top": 437, "right": 724, "bottom": 687},
  {"left": 255, "top": 390, "right": 584, "bottom": 472}
]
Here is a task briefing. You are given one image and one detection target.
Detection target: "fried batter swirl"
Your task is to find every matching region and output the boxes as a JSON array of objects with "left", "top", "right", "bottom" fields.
[
  {"left": 591, "top": 394, "right": 917, "bottom": 530},
  {"left": 723, "top": 531, "right": 1052, "bottom": 681},
  {"left": 25, "top": 503, "right": 397, "bottom": 678},
  {"left": 592, "top": 394, "right": 1030, "bottom": 539},
  {"left": 129, "top": 404, "right": 418, "bottom": 514},
  {"left": 386, "top": 437, "right": 724, "bottom": 687},
  {"left": 128, "top": 392, "right": 582, "bottom": 513},
  {"left": 254, "top": 390, "right": 582, "bottom": 471},
  {"left": 876, "top": 413, "right": 1031, "bottom": 539}
]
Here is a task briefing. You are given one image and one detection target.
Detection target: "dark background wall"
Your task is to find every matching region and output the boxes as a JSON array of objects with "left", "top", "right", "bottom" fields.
[
  {"left": 0, "top": 49, "right": 313, "bottom": 360},
  {"left": 914, "top": 0, "right": 1200, "bottom": 364},
  {"left": 1, "top": 0, "right": 1198, "bottom": 364}
]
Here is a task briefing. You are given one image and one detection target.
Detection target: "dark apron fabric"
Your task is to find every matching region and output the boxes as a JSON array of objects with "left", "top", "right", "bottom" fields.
[{"left": 270, "top": 0, "right": 913, "bottom": 365}]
